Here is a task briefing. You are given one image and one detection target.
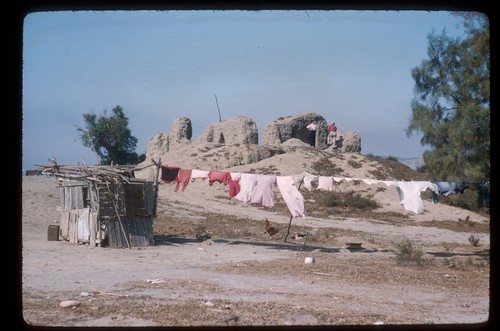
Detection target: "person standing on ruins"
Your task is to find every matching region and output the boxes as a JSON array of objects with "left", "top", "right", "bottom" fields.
[
  {"left": 327, "top": 121, "right": 337, "bottom": 146},
  {"left": 306, "top": 121, "right": 318, "bottom": 147}
]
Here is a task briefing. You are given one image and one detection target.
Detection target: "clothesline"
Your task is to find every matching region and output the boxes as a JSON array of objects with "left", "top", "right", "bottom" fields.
[
  {"left": 159, "top": 165, "right": 464, "bottom": 215},
  {"left": 160, "top": 165, "right": 307, "bottom": 218}
]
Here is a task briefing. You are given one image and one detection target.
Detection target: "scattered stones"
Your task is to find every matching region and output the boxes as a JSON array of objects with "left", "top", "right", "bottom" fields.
[
  {"left": 59, "top": 300, "right": 80, "bottom": 308},
  {"left": 304, "top": 257, "right": 314, "bottom": 264},
  {"left": 144, "top": 278, "right": 166, "bottom": 284}
]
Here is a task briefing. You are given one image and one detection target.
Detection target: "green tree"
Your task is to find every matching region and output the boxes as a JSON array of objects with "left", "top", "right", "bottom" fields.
[
  {"left": 77, "top": 106, "right": 146, "bottom": 165},
  {"left": 407, "top": 12, "right": 490, "bottom": 183}
]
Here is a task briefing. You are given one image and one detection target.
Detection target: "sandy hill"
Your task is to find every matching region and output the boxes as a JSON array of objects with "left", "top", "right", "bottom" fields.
[{"left": 135, "top": 143, "right": 488, "bottom": 225}]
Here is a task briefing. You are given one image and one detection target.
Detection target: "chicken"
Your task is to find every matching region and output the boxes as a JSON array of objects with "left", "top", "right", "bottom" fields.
[{"left": 264, "top": 218, "right": 279, "bottom": 237}]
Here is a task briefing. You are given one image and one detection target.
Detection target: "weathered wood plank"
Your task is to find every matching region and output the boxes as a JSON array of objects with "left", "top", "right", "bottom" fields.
[
  {"left": 89, "top": 211, "right": 96, "bottom": 247},
  {"left": 113, "top": 219, "right": 124, "bottom": 248},
  {"left": 146, "top": 218, "right": 155, "bottom": 245},
  {"left": 134, "top": 218, "right": 146, "bottom": 246},
  {"left": 102, "top": 217, "right": 155, "bottom": 248},
  {"left": 60, "top": 210, "right": 70, "bottom": 239}
]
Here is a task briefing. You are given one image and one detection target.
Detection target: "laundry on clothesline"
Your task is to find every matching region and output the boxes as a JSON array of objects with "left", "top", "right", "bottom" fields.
[
  {"left": 160, "top": 166, "right": 180, "bottom": 183},
  {"left": 159, "top": 164, "right": 463, "bottom": 215}
]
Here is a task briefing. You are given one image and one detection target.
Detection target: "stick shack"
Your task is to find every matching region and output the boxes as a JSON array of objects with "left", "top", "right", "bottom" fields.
[{"left": 40, "top": 161, "right": 160, "bottom": 248}]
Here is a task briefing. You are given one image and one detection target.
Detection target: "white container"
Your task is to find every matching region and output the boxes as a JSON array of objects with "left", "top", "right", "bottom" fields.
[{"left": 304, "top": 257, "right": 314, "bottom": 264}]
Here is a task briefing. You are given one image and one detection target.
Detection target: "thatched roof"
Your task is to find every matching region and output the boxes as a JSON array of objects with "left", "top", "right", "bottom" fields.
[{"left": 38, "top": 163, "right": 151, "bottom": 183}]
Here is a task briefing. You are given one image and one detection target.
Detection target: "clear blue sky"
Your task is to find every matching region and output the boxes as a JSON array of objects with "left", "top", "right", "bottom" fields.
[{"left": 22, "top": 10, "right": 467, "bottom": 170}]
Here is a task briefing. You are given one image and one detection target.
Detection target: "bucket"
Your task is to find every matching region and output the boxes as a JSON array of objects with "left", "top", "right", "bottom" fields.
[{"left": 47, "top": 225, "right": 60, "bottom": 241}]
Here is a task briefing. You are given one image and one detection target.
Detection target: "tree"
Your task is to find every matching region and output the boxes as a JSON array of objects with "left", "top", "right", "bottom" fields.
[
  {"left": 77, "top": 106, "right": 146, "bottom": 165},
  {"left": 407, "top": 12, "right": 489, "bottom": 183}
]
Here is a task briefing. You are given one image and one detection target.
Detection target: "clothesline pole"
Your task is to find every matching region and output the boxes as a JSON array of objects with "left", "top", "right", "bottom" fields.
[
  {"left": 151, "top": 158, "right": 161, "bottom": 216},
  {"left": 284, "top": 180, "right": 303, "bottom": 243},
  {"left": 284, "top": 214, "right": 294, "bottom": 243}
]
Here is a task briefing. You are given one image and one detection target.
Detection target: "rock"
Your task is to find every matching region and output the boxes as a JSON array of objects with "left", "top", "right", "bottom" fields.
[
  {"left": 262, "top": 112, "right": 328, "bottom": 149},
  {"left": 281, "top": 138, "right": 311, "bottom": 148},
  {"left": 145, "top": 117, "right": 192, "bottom": 158},
  {"left": 195, "top": 116, "right": 258, "bottom": 145},
  {"left": 135, "top": 112, "right": 363, "bottom": 180},
  {"left": 331, "top": 131, "right": 362, "bottom": 153},
  {"left": 59, "top": 300, "right": 80, "bottom": 308},
  {"left": 304, "top": 257, "right": 314, "bottom": 264},
  {"left": 171, "top": 117, "right": 193, "bottom": 141}
]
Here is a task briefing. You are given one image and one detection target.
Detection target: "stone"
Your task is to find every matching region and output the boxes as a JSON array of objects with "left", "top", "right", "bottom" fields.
[
  {"left": 134, "top": 113, "right": 363, "bottom": 180},
  {"left": 195, "top": 116, "right": 258, "bottom": 145},
  {"left": 262, "top": 112, "right": 328, "bottom": 149},
  {"left": 326, "top": 131, "right": 362, "bottom": 153},
  {"left": 59, "top": 300, "right": 81, "bottom": 308},
  {"left": 145, "top": 117, "right": 192, "bottom": 159}
]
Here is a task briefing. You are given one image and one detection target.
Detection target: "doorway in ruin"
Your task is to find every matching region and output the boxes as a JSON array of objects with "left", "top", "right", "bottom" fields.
[{"left": 218, "top": 132, "right": 225, "bottom": 144}]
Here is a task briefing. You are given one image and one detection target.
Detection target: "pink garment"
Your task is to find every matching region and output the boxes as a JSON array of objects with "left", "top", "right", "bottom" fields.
[
  {"left": 175, "top": 168, "right": 192, "bottom": 192},
  {"left": 190, "top": 169, "right": 209, "bottom": 182},
  {"left": 250, "top": 175, "right": 277, "bottom": 207},
  {"left": 228, "top": 179, "right": 241, "bottom": 197},
  {"left": 208, "top": 171, "right": 231, "bottom": 186},
  {"left": 276, "top": 176, "right": 307, "bottom": 218},
  {"left": 233, "top": 173, "right": 258, "bottom": 203}
]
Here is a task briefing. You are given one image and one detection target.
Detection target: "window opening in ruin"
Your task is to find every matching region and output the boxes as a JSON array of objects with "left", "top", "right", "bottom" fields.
[{"left": 218, "top": 132, "right": 225, "bottom": 144}]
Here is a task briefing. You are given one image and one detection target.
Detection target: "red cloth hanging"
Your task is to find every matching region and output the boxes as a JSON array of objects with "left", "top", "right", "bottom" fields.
[
  {"left": 208, "top": 171, "right": 232, "bottom": 186},
  {"left": 175, "top": 168, "right": 192, "bottom": 192}
]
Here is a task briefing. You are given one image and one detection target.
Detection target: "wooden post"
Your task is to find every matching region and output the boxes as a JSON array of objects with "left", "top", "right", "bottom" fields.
[
  {"left": 284, "top": 214, "right": 294, "bottom": 243},
  {"left": 151, "top": 158, "right": 161, "bottom": 217}
]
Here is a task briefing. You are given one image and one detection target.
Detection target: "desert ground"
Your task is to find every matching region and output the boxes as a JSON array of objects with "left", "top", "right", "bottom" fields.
[{"left": 20, "top": 152, "right": 491, "bottom": 327}]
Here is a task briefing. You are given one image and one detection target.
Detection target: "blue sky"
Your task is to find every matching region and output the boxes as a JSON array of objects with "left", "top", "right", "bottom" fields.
[{"left": 22, "top": 10, "right": 468, "bottom": 170}]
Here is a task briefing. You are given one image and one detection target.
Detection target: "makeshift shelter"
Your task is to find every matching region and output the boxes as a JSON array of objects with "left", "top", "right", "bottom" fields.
[{"left": 40, "top": 161, "right": 161, "bottom": 248}]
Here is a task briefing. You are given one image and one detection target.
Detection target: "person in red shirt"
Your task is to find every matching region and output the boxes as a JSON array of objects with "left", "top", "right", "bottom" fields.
[{"left": 327, "top": 122, "right": 337, "bottom": 146}]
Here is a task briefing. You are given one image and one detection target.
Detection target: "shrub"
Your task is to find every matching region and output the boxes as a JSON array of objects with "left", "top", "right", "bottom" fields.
[
  {"left": 394, "top": 238, "right": 425, "bottom": 266},
  {"left": 468, "top": 234, "right": 480, "bottom": 247},
  {"left": 386, "top": 155, "right": 399, "bottom": 162},
  {"left": 437, "top": 189, "right": 480, "bottom": 212},
  {"left": 347, "top": 159, "right": 362, "bottom": 169},
  {"left": 311, "top": 157, "right": 343, "bottom": 176},
  {"left": 323, "top": 191, "right": 379, "bottom": 210}
]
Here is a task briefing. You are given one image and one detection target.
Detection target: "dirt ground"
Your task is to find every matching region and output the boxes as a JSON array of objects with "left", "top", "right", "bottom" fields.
[{"left": 20, "top": 175, "right": 491, "bottom": 327}]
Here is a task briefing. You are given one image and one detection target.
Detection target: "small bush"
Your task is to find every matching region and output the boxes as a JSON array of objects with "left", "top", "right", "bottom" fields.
[
  {"left": 347, "top": 159, "right": 362, "bottom": 169},
  {"left": 323, "top": 191, "right": 379, "bottom": 210},
  {"left": 438, "top": 189, "right": 480, "bottom": 212},
  {"left": 195, "top": 221, "right": 210, "bottom": 241},
  {"left": 311, "top": 157, "right": 343, "bottom": 176},
  {"left": 444, "top": 256, "right": 489, "bottom": 269},
  {"left": 442, "top": 242, "right": 456, "bottom": 253},
  {"left": 415, "top": 165, "right": 426, "bottom": 173},
  {"left": 395, "top": 238, "right": 425, "bottom": 266},
  {"left": 468, "top": 234, "right": 480, "bottom": 247}
]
